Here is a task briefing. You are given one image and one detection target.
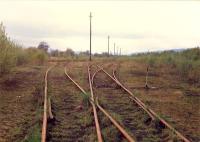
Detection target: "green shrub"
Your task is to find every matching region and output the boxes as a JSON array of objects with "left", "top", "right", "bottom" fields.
[
  {"left": 0, "top": 23, "right": 17, "bottom": 74},
  {"left": 81, "top": 93, "right": 90, "bottom": 108},
  {"left": 132, "top": 47, "right": 200, "bottom": 83},
  {"left": 26, "top": 47, "right": 48, "bottom": 65},
  {"left": 15, "top": 48, "right": 29, "bottom": 65},
  {"left": 0, "top": 22, "right": 48, "bottom": 76},
  {"left": 176, "top": 60, "right": 193, "bottom": 77}
]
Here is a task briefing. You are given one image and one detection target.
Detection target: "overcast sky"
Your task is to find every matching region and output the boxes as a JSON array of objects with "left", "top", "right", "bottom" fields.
[{"left": 0, "top": 1, "right": 199, "bottom": 54}]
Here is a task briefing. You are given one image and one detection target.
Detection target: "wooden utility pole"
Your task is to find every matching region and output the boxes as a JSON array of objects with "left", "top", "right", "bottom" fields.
[
  {"left": 89, "top": 12, "right": 92, "bottom": 61},
  {"left": 120, "top": 48, "right": 121, "bottom": 56},
  {"left": 145, "top": 67, "right": 149, "bottom": 89},
  {"left": 114, "top": 43, "right": 115, "bottom": 56},
  {"left": 117, "top": 46, "right": 119, "bottom": 56},
  {"left": 108, "top": 36, "right": 110, "bottom": 57}
]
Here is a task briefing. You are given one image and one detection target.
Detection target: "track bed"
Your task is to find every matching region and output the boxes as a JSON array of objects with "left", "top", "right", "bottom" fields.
[
  {"left": 47, "top": 65, "right": 96, "bottom": 142},
  {"left": 67, "top": 62, "right": 130, "bottom": 142}
]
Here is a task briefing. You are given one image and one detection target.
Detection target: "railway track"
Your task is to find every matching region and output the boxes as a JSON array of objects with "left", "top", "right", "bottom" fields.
[
  {"left": 41, "top": 63, "right": 136, "bottom": 142},
  {"left": 94, "top": 64, "right": 191, "bottom": 142},
  {"left": 88, "top": 65, "right": 135, "bottom": 142},
  {"left": 65, "top": 63, "right": 137, "bottom": 142},
  {"left": 41, "top": 62, "right": 191, "bottom": 142},
  {"left": 42, "top": 64, "right": 96, "bottom": 142},
  {"left": 65, "top": 64, "right": 136, "bottom": 142},
  {"left": 41, "top": 66, "right": 53, "bottom": 142}
]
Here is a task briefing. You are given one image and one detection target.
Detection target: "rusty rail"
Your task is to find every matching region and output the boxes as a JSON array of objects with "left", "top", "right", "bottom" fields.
[
  {"left": 89, "top": 65, "right": 135, "bottom": 142},
  {"left": 41, "top": 66, "right": 53, "bottom": 142},
  {"left": 112, "top": 69, "right": 191, "bottom": 142},
  {"left": 64, "top": 65, "right": 135, "bottom": 142},
  {"left": 87, "top": 65, "right": 103, "bottom": 142},
  {"left": 97, "top": 65, "right": 155, "bottom": 120},
  {"left": 95, "top": 98, "right": 135, "bottom": 142},
  {"left": 96, "top": 65, "right": 191, "bottom": 142},
  {"left": 64, "top": 67, "right": 87, "bottom": 94},
  {"left": 65, "top": 66, "right": 103, "bottom": 142},
  {"left": 91, "top": 67, "right": 102, "bottom": 85}
]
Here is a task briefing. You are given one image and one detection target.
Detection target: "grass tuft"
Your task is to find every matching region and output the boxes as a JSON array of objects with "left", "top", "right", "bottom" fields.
[
  {"left": 23, "top": 124, "right": 41, "bottom": 142},
  {"left": 81, "top": 92, "right": 91, "bottom": 108}
]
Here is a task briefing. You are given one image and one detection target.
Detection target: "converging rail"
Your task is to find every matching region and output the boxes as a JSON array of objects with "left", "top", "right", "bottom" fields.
[
  {"left": 64, "top": 65, "right": 135, "bottom": 142},
  {"left": 41, "top": 66, "right": 53, "bottom": 142},
  {"left": 65, "top": 66, "right": 103, "bottom": 142},
  {"left": 95, "top": 98, "right": 135, "bottom": 142},
  {"left": 88, "top": 65, "right": 135, "bottom": 142},
  {"left": 96, "top": 65, "right": 191, "bottom": 142},
  {"left": 87, "top": 65, "right": 103, "bottom": 142}
]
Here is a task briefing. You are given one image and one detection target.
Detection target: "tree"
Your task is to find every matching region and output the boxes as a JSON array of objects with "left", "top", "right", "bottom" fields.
[
  {"left": 38, "top": 41, "right": 49, "bottom": 53},
  {"left": 79, "top": 50, "right": 90, "bottom": 56},
  {"left": 50, "top": 49, "right": 59, "bottom": 57},
  {"left": 66, "top": 48, "right": 75, "bottom": 57}
]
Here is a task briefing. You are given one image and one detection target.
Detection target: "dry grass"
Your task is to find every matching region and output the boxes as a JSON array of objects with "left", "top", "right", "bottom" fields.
[
  {"left": 47, "top": 63, "right": 96, "bottom": 142},
  {"left": 0, "top": 56, "right": 199, "bottom": 141},
  {"left": 117, "top": 59, "right": 200, "bottom": 141},
  {"left": 0, "top": 65, "right": 47, "bottom": 142}
]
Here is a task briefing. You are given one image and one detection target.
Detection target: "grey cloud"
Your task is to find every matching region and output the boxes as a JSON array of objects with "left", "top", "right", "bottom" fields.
[
  {"left": 6, "top": 23, "right": 87, "bottom": 38},
  {"left": 7, "top": 23, "right": 148, "bottom": 40}
]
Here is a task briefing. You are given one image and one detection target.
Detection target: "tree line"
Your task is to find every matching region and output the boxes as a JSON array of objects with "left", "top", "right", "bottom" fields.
[{"left": 0, "top": 23, "right": 48, "bottom": 75}]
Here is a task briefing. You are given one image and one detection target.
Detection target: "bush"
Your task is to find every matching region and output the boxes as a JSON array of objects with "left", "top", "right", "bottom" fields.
[
  {"left": 147, "top": 56, "right": 156, "bottom": 67},
  {"left": 132, "top": 47, "right": 200, "bottom": 83},
  {"left": 0, "top": 23, "right": 17, "bottom": 74},
  {"left": 15, "top": 48, "right": 29, "bottom": 65},
  {"left": 27, "top": 47, "right": 48, "bottom": 65},
  {"left": 0, "top": 22, "right": 48, "bottom": 75},
  {"left": 176, "top": 60, "right": 193, "bottom": 77}
]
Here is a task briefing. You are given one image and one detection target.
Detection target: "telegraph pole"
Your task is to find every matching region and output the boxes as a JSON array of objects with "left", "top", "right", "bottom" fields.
[
  {"left": 114, "top": 43, "right": 115, "bottom": 56},
  {"left": 117, "top": 46, "right": 119, "bottom": 56},
  {"left": 120, "top": 48, "right": 121, "bottom": 56},
  {"left": 89, "top": 12, "right": 92, "bottom": 61},
  {"left": 108, "top": 36, "right": 110, "bottom": 57}
]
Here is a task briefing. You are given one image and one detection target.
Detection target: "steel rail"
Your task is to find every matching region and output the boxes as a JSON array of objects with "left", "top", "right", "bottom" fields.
[
  {"left": 64, "top": 67, "right": 87, "bottom": 94},
  {"left": 89, "top": 65, "right": 136, "bottom": 142},
  {"left": 97, "top": 65, "right": 155, "bottom": 120},
  {"left": 41, "top": 66, "right": 53, "bottom": 142},
  {"left": 88, "top": 66, "right": 135, "bottom": 142},
  {"left": 112, "top": 69, "right": 191, "bottom": 142},
  {"left": 91, "top": 67, "right": 102, "bottom": 85},
  {"left": 87, "top": 65, "right": 103, "bottom": 142},
  {"left": 64, "top": 65, "right": 136, "bottom": 142},
  {"left": 90, "top": 66, "right": 136, "bottom": 142},
  {"left": 65, "top": 66, "right": 103, "bottom": 142},
  {"left": 96, "top": 65, "right": 190, "bottom": 142},
  {"left": 112, "top": 71, "right": 151, "bottom": 115},
  {"left": 95, "top": 98, "right": 135, "bottom": 142}
]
